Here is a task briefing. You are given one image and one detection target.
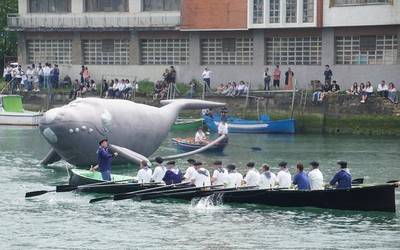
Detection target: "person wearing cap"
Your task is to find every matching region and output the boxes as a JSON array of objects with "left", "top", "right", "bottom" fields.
[
  {"left": 243, "top": 162, "right": 261, "bottom": 187},
  {"left": 184, "top": 159, "right": 196, "bottom": 180},
  {"left": 259, "top": 164, "right": 277, "bottom": 189},
  {"left": 292, "top": 163, "right": 311, "bottom": 191},
  {"left": 136, "top": 160, "right": 153, "bottom": 184},
  {"left": 330, "top": 161, "right": 352, "bottom": 189},
  {"left": 163, "top": 161, "right": 183, "bottom": 185},
  {"left": 151, "top": 157, "right": 167, "bottom": 183},
  {"left": 308, "top": 161, "right": 324, "bottom": 190},
  {"left": 194, "top": 127, "right": 208, "bottom": 144},
  {"left": 91, "top": 139, "right": 118, "bottom": 181},
  {"left": 211, "top": 160, "right": 228, "bottom": 186},
  {"left": 276, "top": 161, "right": 291, "bottom": 188},
  {"left": 220, "top": 109, "right": 228, "bottom": 122},
  {"left": 225, "top": 164, "right": 243, "bottom": 188},
  {"left": 191, "top": 162, "right": 211, "bottom": 187}
]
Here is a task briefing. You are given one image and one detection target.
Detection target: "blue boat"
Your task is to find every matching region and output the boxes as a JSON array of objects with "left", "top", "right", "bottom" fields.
[
  {"left": 172, "top": 138, "right": 226, "bottom": 152},
  {"left": 203, "top": 114, "right": 295, "bottom": 134}
]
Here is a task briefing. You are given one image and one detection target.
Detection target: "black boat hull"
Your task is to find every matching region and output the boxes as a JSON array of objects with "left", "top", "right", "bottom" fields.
[{"left": 162, "top": 185, "right": 397, "bottom": 213}]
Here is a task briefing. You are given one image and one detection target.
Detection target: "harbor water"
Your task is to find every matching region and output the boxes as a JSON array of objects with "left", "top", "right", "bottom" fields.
[{"left": 0, "top": 126, "right": 399, "bottom": 249}]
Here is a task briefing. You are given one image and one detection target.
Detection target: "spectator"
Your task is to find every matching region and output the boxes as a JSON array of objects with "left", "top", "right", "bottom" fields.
[
  {"left": 83, "top": 66, "right": 90, "bottom": 84},
  {"left": 359, "top": 82, "right": 365, "bottom": 93},
  {"left": 3, "top": 64, "right": 12, "bottom": 82},
  {"left": 347, "top": 82, "right": 359, "bottom": 95},
  {"left": 123, "top": 79, "right": 134, "bottom": 99},
  {"left": 312, "top": 80, "right": 323, "bottom": 103},
  {"left": 216, "top": 84, "right": 225, "bottom": 94},
  {"left": 330, "top": 80, "right": 340, "bottom": 93},
  {"left": 360, "top": 81, "right": 373, "bottom": 103},
  {"left": 13, "top": 65, "right": 23, "bottom": 91},
  {"left": 43, "top": 63, "right": 51, "bottom": 89},
  {"left": 377, "top": 80, "right": 388, "bottom": 98},
  {"left": 264, "top": 67, "right": 271, "bottom": 91},
  {"left": 51, "top": 64, "right": 60, "bottom": 88},
  {"left": 79, "top": 65, "right": 85, "bottom": 84},
  {"left": 25, "top": 66, "right": 33, "bottom": 91},
  {"left": 273, "top": 65, "right": 281, "bottom": 89},
  {"left": 324, "top": 65, "right": 333, "bottom": 84},
  {"left": 170, "top": 66, "right": 176, "bottom": 84},
  {"left": 88, "top": 79, "right": 97, "bottom": 93},
  {"left": 69, "top": 79, "right": 81, "bottom": 100},
  {"left": 32, "top": 64, "right": 40, "bottom": 92},
  {"left": 388, "top": 82, "right": 398, "bottom": 104},
  {"left": 284, "top": 67, "right": 294, "bottom": 90},
  {"left": 201, "top": 67, "right": 212, "bottom": 92},
  {"left": 61, "top": 75, "right": 72, "bottom": 89},
  {"left": 101, "top": 79, "right": 109, "bottom": 97},
  {"left": 106, "top": 80, "right": 115, "bottom": 98},
  {"left": 38, "top": 65, "right": 44, "bottom": 89}
]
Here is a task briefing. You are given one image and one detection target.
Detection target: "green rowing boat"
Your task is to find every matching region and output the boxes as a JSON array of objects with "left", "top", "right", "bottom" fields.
[
  {"left": 68, "top": 169, "right": 136, "bottom": 187},
  {"left": 171, "top": 118, "right": 203, "bottom": 131}
]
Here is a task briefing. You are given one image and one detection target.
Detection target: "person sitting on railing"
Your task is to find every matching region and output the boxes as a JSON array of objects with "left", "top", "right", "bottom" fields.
[
  {"left": 235, "top": 81, "right": 246, "bottom": 96},
  {"left": 216, "top": 84, "right": 225, "bottom": 94},
  {"left": 88, "top": 79, "right": 97, "bottom": 93},
  {"left": 346, "top": 82, "right": 359, "bottom": 96},
  {"left": 69, "top": 79, "right": 81, "bottom": 100},
  {"left": 329, "top": 80, "right": 340, "bottom": 93},
  {"left": 377, "top": 80, "right": 389, "bottom": 98},
  {"left": 311, "top": 80, "right": 323, "bottom": 103},
  {"left": 122, "top": 79, "right": 134, "bottom": 99},
  {"left": 388, "top": 82, "right": 398, "bottom": 104},
  {"left": 360, "top": 81, "right": 374, "bottom": 103}
]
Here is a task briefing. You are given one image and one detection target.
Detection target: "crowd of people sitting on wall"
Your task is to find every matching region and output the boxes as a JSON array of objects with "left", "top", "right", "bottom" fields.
[
  {"left": 104, "top": 79, "right": 137, "bottom": 99},
  {"left": 311, "top": 80, "right": 341, "bottom": 103},
  {"left": 216, "top": 81, "right": 250, "bottom": 97},
  {"left": 3, "top": 63, "right": 63, "bottom": 92},
  {"left": 154, "top": 66, "right": 177, "bottom": 100},
  {"left": 346, "top": 80, "right": 398, "bottom": 104}
]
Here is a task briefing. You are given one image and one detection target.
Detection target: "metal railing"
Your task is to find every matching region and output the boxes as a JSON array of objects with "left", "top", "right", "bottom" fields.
[{"left": 7, "top": 13, "right": 180, "bottom": 29}]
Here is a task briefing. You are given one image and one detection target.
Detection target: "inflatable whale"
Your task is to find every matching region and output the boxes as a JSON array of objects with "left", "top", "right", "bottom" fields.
[{"left": 39, "top": 98, "right": 225, "bottom": 167}]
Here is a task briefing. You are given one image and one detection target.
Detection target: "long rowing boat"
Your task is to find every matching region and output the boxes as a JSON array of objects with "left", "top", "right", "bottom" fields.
[
  {"left": 136, "top": 184, "right": 398, "bottom": 213},
  {"left": 172, "top": 137, "right": 227, "bottom": 152}
]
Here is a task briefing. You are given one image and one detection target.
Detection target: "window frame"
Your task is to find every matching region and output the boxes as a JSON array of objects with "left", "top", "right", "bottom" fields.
[
  {"left": 332, "top": 0, "right": 392, "bottom": 7},
  {"left": 83, "top": 0, "right": 129, "bottom": 13},
  {"left": 28, "top": 0, "right": 71, "bottom": 13},
  {"left": 142, "top": 0, "right": 181, "bottom": 12}
]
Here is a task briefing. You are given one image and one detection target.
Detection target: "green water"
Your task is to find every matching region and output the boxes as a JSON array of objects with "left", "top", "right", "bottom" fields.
[{"left": 1, "top": 127, "right": 400, "bottom": 249}]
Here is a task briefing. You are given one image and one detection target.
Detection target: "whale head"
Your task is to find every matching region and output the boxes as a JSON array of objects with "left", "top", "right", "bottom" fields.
[{"left": 39, "top": 98, "right": 112, "bottom": 166}]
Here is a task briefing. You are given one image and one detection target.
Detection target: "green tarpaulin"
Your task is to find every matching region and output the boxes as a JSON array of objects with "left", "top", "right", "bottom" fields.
[{"left": 2, "top": 95, "right": 24, "bottom": 113}]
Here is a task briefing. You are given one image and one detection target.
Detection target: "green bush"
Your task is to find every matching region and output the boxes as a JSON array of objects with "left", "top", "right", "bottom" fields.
[
  {"left": 137, "top": 79, "right": 155, "bottom": 95},
  {"left": 176, "top": 82, "right": 191, "bottom": 95}
]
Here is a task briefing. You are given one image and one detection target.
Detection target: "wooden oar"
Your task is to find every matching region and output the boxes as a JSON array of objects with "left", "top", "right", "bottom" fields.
[
  {"left": 351, "top": 178, "right": 364, "bottom": 185},
  {"left": 89, "top": 181, "right": 191, "bottom": 203},
  {"left": 26, "top": 178, "right": 141, "bottom": 198}
]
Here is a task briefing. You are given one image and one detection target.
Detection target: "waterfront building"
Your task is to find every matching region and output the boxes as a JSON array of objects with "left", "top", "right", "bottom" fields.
[{"left": 7, "top": 0, "right": 400, "bottom": 88}]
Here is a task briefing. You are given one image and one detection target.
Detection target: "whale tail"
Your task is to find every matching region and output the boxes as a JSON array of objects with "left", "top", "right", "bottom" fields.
[{"left": 160, "top": 99, "right": 226, "bottom": 111}]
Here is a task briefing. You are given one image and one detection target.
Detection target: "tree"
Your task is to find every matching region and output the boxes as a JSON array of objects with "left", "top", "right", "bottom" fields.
[{"left": 0, "top": 0, "right": 18, "bottom": 73}]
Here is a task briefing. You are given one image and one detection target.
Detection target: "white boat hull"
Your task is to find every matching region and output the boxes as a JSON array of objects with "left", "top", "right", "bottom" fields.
[{"left": 0, "top": 112, "right": 42, "bottom": 126}]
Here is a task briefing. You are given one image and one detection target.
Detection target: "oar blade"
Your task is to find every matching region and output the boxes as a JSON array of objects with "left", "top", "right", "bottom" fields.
[
  {"left": 89, "top": 196, "right": 113, "bottom": 203},
  {"left": 56, "top": 185, "right": 77, "bottom": 192},
  {"left": 25, "top": 190, "right": 50, "bottom": 198},
  {"left": 251, "top": 147, "right": 262, "bottom": 151}
]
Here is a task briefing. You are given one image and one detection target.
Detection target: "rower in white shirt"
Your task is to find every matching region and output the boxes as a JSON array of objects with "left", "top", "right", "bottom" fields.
[
  {"left": 151, "top": 157, "right": 167, "bottom": 183},
  {"left": 308, "top": 161, "right": 324, "bottom": 190},
  {"left": 225, "top": 164, "right": 243, "bottom": 188},
  {"left": 276, "top": 161, "right": 292, "bottom": 188},
  {"left": 194, "top": 127, "right": 208, "bottom": 144},
  {"left": 136, "top": 160, "right": 153, "bottom": 184},
  {"left": 191, "top": 162, "right": 211, "bottom": 187},
  {"left": 211, "top": 160, "right": 228, "bottom": 186},
  {"left": 259, "top": 164, "right": 277, "bottom": 189},
  {"left": 243, "top": 162, "right": 261, "bottom": 187},
  {"left": 183, "top": 159, "right": 196, "bottom": 181}
]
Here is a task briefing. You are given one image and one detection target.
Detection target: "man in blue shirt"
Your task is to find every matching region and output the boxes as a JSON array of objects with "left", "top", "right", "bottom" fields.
[
  {"left": 163, "top": 161, "right": 183, "bottom": 185},
  {"left": 91, "top": 139, "right": 117, "bottom": 181},
  {"left": 293, "top": 163, "right": 311, "bottom": 190},
  {"left": 330, "top": 161, "right": 352, "bottom": 189}
]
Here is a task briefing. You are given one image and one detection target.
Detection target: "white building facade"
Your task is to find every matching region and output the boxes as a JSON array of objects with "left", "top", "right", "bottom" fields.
[{"left": 8, "top": 0, "right": 400, "bottom": 89}]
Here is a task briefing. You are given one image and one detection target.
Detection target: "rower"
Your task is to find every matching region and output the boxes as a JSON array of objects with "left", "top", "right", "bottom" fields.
[
  {"left": 226, "top": 164, "right": 243, "bottom": 188},
  {"left": 211, "top": 160, "right": 228, "bottom": 186},
  {"left": 151, "top": 157, "right": 167, "bottom": 183},
  {"left": 308, "top": 161, "right": 324, "bottom": 190},
  {"left": 194, "top": 127, "right": 208, "bottom": 144},
  {"left": 191, "top": 162, "right": 211, "bottom": 187},
  {"left": 259, "top": 164, "right": 277, "bottom": 189},
  {"left": 90, "top": 139, "right": 118, "bottom": 181},
  {"left": 183, "top": 159, "right": 196, "bottom": 181},
  {"left": 136, "top": 160, "right": 153, "bottom": 184},
  {"left": 330, "top": 161, "right": 352, "bottom": 189},
  {"left": 243, "top": 162, "right": 261, "bottom": 187},
  {"left": 276, "top": 161, "right": 291, "bottom": 188},
  {"left": 163, "top": 161, "right": 183, "bottom": 185},
  {"left": 293, "top": 163, "right": 311, "bottom": 191}
]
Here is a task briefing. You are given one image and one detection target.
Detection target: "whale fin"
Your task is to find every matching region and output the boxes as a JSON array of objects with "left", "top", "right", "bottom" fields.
[
  {"left": 41, "top": 149, "right": 62, "bottom": 165},
  {"left": 160, "top": 99, "right": 226, "bottom": 110},
  {"left": 109, "top": 144, "right": 152, "bottom": 167}
]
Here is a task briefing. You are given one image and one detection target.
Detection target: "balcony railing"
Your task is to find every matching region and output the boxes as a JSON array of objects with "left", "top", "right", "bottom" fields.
[{"left": 7, "top": 13, "right": 180, "bottom": 30}]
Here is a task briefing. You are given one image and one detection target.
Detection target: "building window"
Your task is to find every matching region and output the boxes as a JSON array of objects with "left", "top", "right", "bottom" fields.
[
  {"left": 28, "top": 0, "right": 71, "bottom": 13},
  {"left": 286, "top": 0, "right": 297, "bottom": 23},
  {"left": 27, "top": 40, "right": 72, "bottom": 64},
  {"left": 82, "top": 40, "right": 129, "bottom": 65},
  {"left": 140, "top": 39, "right": 189, "bottom": 65},
  {"left": 303, "top": 0, "right": 314, "bottom": 23},
  {"left": 270, "top": 0, "right": 280, "bottom": 23},
  {"left": 265, "top": 37, "right": 322, "bottom": 65},
  {"left": 333, "top": 0, "right": 391, "bottom": 6},
  {"left": 201, "top": 38, "right": 254, "bottom": 65},
  {"left": 335, "top": 35, "right": 398, "bottom": 65},
  {"left": 253, "top": 0, "right": 264, "bottom": 24},
  {"left": 84, "top": 0, "right": 128, "bottom": 12},
  {"left": 142, "top": 0, "right": 181, "bottom": 11}
]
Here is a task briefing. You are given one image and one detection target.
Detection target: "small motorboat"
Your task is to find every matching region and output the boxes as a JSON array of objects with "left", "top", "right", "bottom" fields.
[
  {"left": 0, "top": 95, "right": 42, "bottom": 126},
  {"left": 171, "top": 118, "right": 203, "bottom": 131},
  {"left": 203, "top": 114, "right": 295, "bottom": 134},
  {"left": 172, "top": 137, "right": 227, "bottom": 152}
]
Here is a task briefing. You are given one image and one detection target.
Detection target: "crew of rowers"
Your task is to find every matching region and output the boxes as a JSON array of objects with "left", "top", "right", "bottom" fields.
[{"left": 135, "top": 157, "right": 353, "bottom": 190}]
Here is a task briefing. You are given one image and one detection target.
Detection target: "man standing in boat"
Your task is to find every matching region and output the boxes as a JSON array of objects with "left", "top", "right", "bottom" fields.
[
  {"left": 91, "top": 139, "right": 118, "bottom": 181},
  {"left": 330, "top": 161, "right": 352, "bottom": 189}
]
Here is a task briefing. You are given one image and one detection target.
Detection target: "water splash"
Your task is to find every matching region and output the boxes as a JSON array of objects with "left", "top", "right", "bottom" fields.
[{"left": 190, "top": 193, "right": 224, "bottom": 211}]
